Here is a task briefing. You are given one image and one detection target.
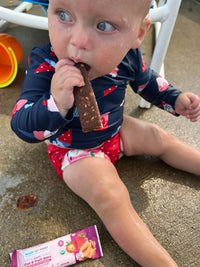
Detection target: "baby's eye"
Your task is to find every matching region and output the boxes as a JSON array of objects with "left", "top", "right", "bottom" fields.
[
  {"left": 97, "top": 21, "right": 116, "bottom": 32},
  {"left": 58, "top": 11, "right": 72, "bottom": 22}
]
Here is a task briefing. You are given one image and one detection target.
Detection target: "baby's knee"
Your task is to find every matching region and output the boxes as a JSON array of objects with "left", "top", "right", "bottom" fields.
[
  {"left": 149, "top": 123, "right": 175, "bottom": 155},
  {"left": 92, "top": 179, "right": 129, "bottom": 214}
]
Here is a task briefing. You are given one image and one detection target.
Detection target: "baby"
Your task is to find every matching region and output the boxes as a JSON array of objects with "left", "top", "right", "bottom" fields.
[{"left": 11, "top": 0, "right": 200, "bottom": 266}]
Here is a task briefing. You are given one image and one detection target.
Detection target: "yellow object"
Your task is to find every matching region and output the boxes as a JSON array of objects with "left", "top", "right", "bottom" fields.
[{"left": 0, "top": 33, "right": 23, "bottom": 88}]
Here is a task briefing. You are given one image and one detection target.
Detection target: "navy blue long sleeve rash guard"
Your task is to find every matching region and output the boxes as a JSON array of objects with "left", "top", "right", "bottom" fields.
[{"left": 11, "top": 43, "right": 181, "bottom": 149}]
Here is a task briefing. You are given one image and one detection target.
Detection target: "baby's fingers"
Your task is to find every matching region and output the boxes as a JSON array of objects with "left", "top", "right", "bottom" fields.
[
  {"left": 188, "top": 94, "right": 200, "bottom": 109},
  {"left": 55, "top": 58, "right": 75, "bottom": 71},
  {"left": 186, "top": 107, "right": 200, "bottom": 121},
  {"left": 186, "top": 94, "right": 200, "bottom": 121}
]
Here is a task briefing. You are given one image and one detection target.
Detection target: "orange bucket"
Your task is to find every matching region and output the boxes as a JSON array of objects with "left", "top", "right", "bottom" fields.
[{"left": 0, "top": 33, "right": 23, "bottom": 88}]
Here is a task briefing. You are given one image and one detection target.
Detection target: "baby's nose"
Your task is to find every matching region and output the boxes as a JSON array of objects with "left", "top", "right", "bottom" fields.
[{"left": 69, "top": 27, "right": 92, "bottom": 51}]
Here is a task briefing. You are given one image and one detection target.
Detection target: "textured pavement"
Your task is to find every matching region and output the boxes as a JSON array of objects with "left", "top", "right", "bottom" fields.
[{"left": 0, "top": 0, "right": 200, "bottom": 266}]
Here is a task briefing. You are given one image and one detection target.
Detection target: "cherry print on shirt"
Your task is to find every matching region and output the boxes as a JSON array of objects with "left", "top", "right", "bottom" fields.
[
  {"left": 11, "top": 99, "right": 28, "bottom": 118},
  {"left": 142, "top": 56, "right": 147, "bottom": 72},
  {"left": 157, "top": 76, "right": 169, "bottom": 92}
]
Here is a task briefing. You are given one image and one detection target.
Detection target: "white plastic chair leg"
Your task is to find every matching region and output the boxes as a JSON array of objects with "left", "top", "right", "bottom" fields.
[
  {"left": 139, "top": 8, "right": 164, "bottom": 109},
  {"left": 0, "top": 3, "right": 48, "bottom": 30},
  {"left": 139, "top": 0, "right": 182, "bottom": 109},
  {"left": 139, "top": 16, "right": 164, "bottom": 108},
  {"left": 0, "top": 2, "right": 33, "bottom": 31}
]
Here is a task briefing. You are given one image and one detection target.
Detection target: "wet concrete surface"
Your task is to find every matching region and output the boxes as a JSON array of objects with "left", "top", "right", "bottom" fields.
[{"left": 0, "top": 0, "right": 200, "bottom": 266}]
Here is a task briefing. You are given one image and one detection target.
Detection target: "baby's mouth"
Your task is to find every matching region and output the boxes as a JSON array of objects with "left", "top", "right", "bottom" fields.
[
  {"left": 75, "top": 62, "right": 91, "bottom": 74},
  {"left": 71, "top": 57, "right": 91, "bottom": 71},
  {"left": 83, "top": 63, "right": 91, "bottom": 73}
]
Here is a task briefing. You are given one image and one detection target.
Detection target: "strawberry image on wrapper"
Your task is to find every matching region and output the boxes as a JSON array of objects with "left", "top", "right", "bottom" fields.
[
  {"left": 66, "top": 241, "right": 77, "bottom": 253},
  {"left": 75, "top": 233, "right": 86, "bottom": 249}
]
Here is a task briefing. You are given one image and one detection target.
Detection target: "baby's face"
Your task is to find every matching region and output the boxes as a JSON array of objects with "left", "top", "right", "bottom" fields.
[{"left": 48, "top": 0, "right": 150, "bottom": 80}]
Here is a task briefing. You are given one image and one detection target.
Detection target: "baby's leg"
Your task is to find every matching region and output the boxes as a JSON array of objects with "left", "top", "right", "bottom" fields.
[
  {"left": 120, "top": 115, "right": 200, "bottom": 175},
  {"left": 63, "top": 157, "right": 177, "bottom": 267}
]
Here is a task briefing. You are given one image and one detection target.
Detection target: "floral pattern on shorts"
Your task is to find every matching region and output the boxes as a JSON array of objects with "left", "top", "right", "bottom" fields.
[{"left": 47, "top": 132, "right": 120, "bottom": 178}]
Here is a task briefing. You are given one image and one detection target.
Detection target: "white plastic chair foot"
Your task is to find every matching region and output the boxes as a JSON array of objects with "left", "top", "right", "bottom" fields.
[{"left": 139, "top": 98, "right": 151, "bottom": 109}]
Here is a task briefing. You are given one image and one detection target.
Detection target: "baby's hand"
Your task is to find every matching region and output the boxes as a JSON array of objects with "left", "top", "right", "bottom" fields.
[
  {"left": 51, "top": 59, "right": 85, "bottom": 117},
  {"left": 175, "top": 92, "right": 200, "bottom": 122}
]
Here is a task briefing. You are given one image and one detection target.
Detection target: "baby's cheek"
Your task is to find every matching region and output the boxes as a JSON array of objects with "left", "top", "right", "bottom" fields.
[{"left": 105, "top": 45, "right": 128, "bottom": 67}]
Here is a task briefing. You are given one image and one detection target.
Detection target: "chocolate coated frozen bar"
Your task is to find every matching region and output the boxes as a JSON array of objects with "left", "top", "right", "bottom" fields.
[{"left": 74, "top": 63, "right": 103, "bottom": 132}]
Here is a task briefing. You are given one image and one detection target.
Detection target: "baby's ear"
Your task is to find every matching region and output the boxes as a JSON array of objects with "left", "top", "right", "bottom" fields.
[{"left": 132, "top": 17, "right": 151, "bottom": 49}]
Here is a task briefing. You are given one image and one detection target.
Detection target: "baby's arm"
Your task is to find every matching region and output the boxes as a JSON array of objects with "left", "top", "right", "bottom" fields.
[
  {"left": 50, "top": 58, "right": 85, "bottom": 118},
  {"left": 175, "top": 92, "right": 200, "bottom": 122},
  {"left": 11, "top": 47, "right": 84, "bottom": 143}
]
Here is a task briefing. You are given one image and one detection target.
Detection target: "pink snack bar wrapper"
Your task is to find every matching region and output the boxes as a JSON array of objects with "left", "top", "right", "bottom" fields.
[{"left": 10, "top": 225, "right": 103, "bottom": 267}]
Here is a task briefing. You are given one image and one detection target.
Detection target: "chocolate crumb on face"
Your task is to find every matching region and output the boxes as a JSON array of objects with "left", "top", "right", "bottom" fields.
[{"left": 74, "top": 63, "right": 103, "bottom": 133}]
